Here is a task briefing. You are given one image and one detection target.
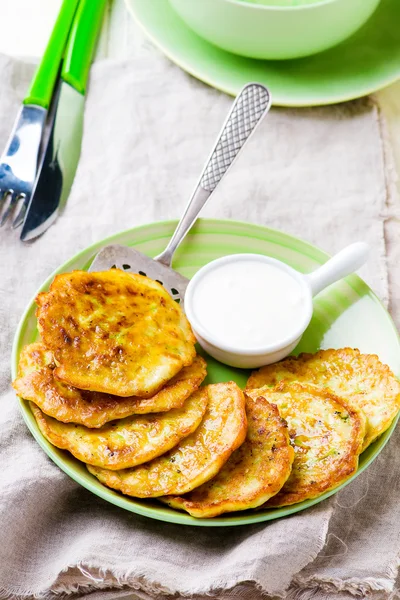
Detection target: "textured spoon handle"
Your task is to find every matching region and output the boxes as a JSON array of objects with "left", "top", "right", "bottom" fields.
[
  {"left": 156, "top": 83, "right": 271, "bottom": 266},
  {"left": 200, "top": 84, "right": 271, "bottom": 192}
]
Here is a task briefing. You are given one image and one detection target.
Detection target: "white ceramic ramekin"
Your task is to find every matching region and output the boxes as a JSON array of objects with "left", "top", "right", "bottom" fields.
[{"left": 184, "top": 243, "right": 369, "bottom": 368}]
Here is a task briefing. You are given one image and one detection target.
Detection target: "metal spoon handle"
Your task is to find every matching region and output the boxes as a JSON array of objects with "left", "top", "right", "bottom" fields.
[{"left": 156, "top": 83, "right": 271, "bottom": 266}]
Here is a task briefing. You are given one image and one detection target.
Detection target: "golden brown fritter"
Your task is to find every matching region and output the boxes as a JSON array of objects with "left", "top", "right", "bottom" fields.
[
  {"left": 36, "top": 270, "right": 196, "bottom": 397},
  {"left": 246, "top": 348, "right": 400, "bottom": 450},
  {"left": 161, "top": 394, "right": 294, "bottom": 517},
  {"left": 87, "top": 381, "right": 247, "bottom": 497},
  {"left": 30, "top": 387, "right": 208, "bottom": 470},
  {"left": 247, "top": 382, "right": 365, "bottom": 507},
  {"left": 13, "top": 343, "right": 207, "bottom": 428}
]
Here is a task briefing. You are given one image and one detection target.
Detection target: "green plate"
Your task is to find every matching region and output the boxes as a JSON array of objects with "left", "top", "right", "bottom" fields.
[
  {"left": 125, "top": 0, "right": 400, "bottom": 106},
  {"left": 12, "top": 219, "right": 400, "bottom": 526}
]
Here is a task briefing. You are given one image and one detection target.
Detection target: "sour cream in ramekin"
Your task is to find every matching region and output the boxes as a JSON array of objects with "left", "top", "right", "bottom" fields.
[{"left": 185, "top": 244, "right": 369, "bottom": 368}]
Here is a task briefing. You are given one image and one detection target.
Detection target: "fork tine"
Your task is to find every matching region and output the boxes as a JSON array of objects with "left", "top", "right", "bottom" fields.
[
  {"left": 0, "top": 189, "right": 9, "bottom": 223},
  {"left": 0, "top": 190, "right": 16, "bottom": 227},
  {"left": 0, "top": 104, "right": 47, "bottom": 234},
  {"left": 12, "top": 194, "right": 29, "bottom": 229}
]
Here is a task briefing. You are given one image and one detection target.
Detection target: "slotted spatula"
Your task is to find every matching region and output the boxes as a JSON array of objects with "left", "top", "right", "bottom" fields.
[{"left": 89, "top": 84, "right": 271, "bottom": 305}]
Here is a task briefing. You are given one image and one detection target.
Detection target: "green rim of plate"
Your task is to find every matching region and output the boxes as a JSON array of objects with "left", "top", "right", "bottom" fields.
[
  {"left": 12, "top": 218, "right": 400, "bottom": 526},
  {"left": 125, "top": 0, "right": 400, "bottom": 106}
]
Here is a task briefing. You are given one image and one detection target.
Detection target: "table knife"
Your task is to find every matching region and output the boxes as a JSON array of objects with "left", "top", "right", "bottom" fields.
[{"left": 20, "top": 0, "right": 107, "bottom": 242}]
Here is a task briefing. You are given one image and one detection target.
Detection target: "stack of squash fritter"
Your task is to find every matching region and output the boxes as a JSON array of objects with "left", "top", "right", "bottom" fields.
[
  {"left": 162, "top": 348, "right": 400, "bottom": 517},
  {"left": 13, "top": 270, "right": 249, "bottom": 506},
  {"left": 13, "top": 269, "right": 400, "bottom": 519}
]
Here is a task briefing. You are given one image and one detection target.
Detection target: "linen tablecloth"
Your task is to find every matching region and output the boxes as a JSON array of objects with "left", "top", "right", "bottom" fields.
[{"left": 0, "top": 40, "right": 399, "bottom": 600}]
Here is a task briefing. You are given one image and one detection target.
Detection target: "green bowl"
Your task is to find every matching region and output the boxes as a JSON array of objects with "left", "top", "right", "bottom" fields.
[{"left": 169, "top": 0, "right": 382, "bottom": 60}]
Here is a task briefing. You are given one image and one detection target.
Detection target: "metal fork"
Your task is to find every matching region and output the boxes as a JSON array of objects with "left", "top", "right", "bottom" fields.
[
  {"left": 0, "top": 106, "right": 47, "bottom": 228},
  {"left": 0, "top": 0, "right": 79, "bottom": 229}
]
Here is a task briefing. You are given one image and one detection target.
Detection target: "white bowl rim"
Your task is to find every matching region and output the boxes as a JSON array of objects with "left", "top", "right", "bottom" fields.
[
  {"left": 183, "top": 0, "right": 355, "bottom": 13},
  {"left": 185, "top": 253, "right": 313, "bottom": 356}
]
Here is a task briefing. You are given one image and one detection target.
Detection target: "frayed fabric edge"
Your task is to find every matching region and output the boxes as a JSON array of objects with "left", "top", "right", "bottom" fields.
[
  {"left": 364, "top": 97, "right": 391, "bottom": 308},
  {"left": 0, "top": 567, "right": 271, "bottom": 600},
  {"left": 373, "top": 94, "right": 400, "bottom": 328},
  {"left": 0, "top": 568, "right": 174, "bottom": 600},
  {"left": 291, "top": 531, "right": 400, "bottom": 598},
  {"left": 0, "top": 516, "right": 333, "bottom": 600},
  {"left": 291, "top": 571, "right": 398, "bottom": 599},
  {"left": 284, "top": 586, "right": 396, "bottom": 600},
  {"left": 0, "top": 493, "right": 334, "bottom": 600},
  {"left": 372, "top": 94, "right": 400, "bottom": 216}
]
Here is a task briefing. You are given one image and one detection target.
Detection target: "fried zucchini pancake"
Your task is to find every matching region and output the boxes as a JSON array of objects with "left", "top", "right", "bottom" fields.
[
  {"left": 87, "top": 381, "right": 247, "bottom": 497},
  {"left": 247, "top": 382, "right": 365, "bottom": 507},
  {"left": 13, "top": 343, "right": 207, "bottom": 428},
  {"left": 30, "top": 387, "right": 208, "bottom": 470},
  {"left": 36, "top": 270, "right": 196, "bottom": 397},
  {"left": 161, "top": 395, "right": 294, "bottom": 517},
  {"left": 246, "top": 348, "right": 400, "bottom": 450}
]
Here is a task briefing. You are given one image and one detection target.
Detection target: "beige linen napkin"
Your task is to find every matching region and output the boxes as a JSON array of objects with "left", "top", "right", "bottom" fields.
[{"left": 0, "top": 47, "right": 399, "bottom": 600}]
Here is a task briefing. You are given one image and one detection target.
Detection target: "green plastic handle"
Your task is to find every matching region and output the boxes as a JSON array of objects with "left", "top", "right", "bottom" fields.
[
  {"left": 23, "top": 0, "right": 80, "bottom": 108},
  {"left": 62, "top": 0, "right": 108, "bottom": 95}
]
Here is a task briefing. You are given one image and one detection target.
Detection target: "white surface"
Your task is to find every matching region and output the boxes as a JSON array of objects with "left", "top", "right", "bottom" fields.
[{"left": 0, "top": 0, "right": 61, "bottom": 58}]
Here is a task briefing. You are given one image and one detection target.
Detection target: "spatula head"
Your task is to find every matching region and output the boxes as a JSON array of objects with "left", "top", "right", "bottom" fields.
[{"left": 89, "top": 244, "right": 189, "bottom": 305}]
